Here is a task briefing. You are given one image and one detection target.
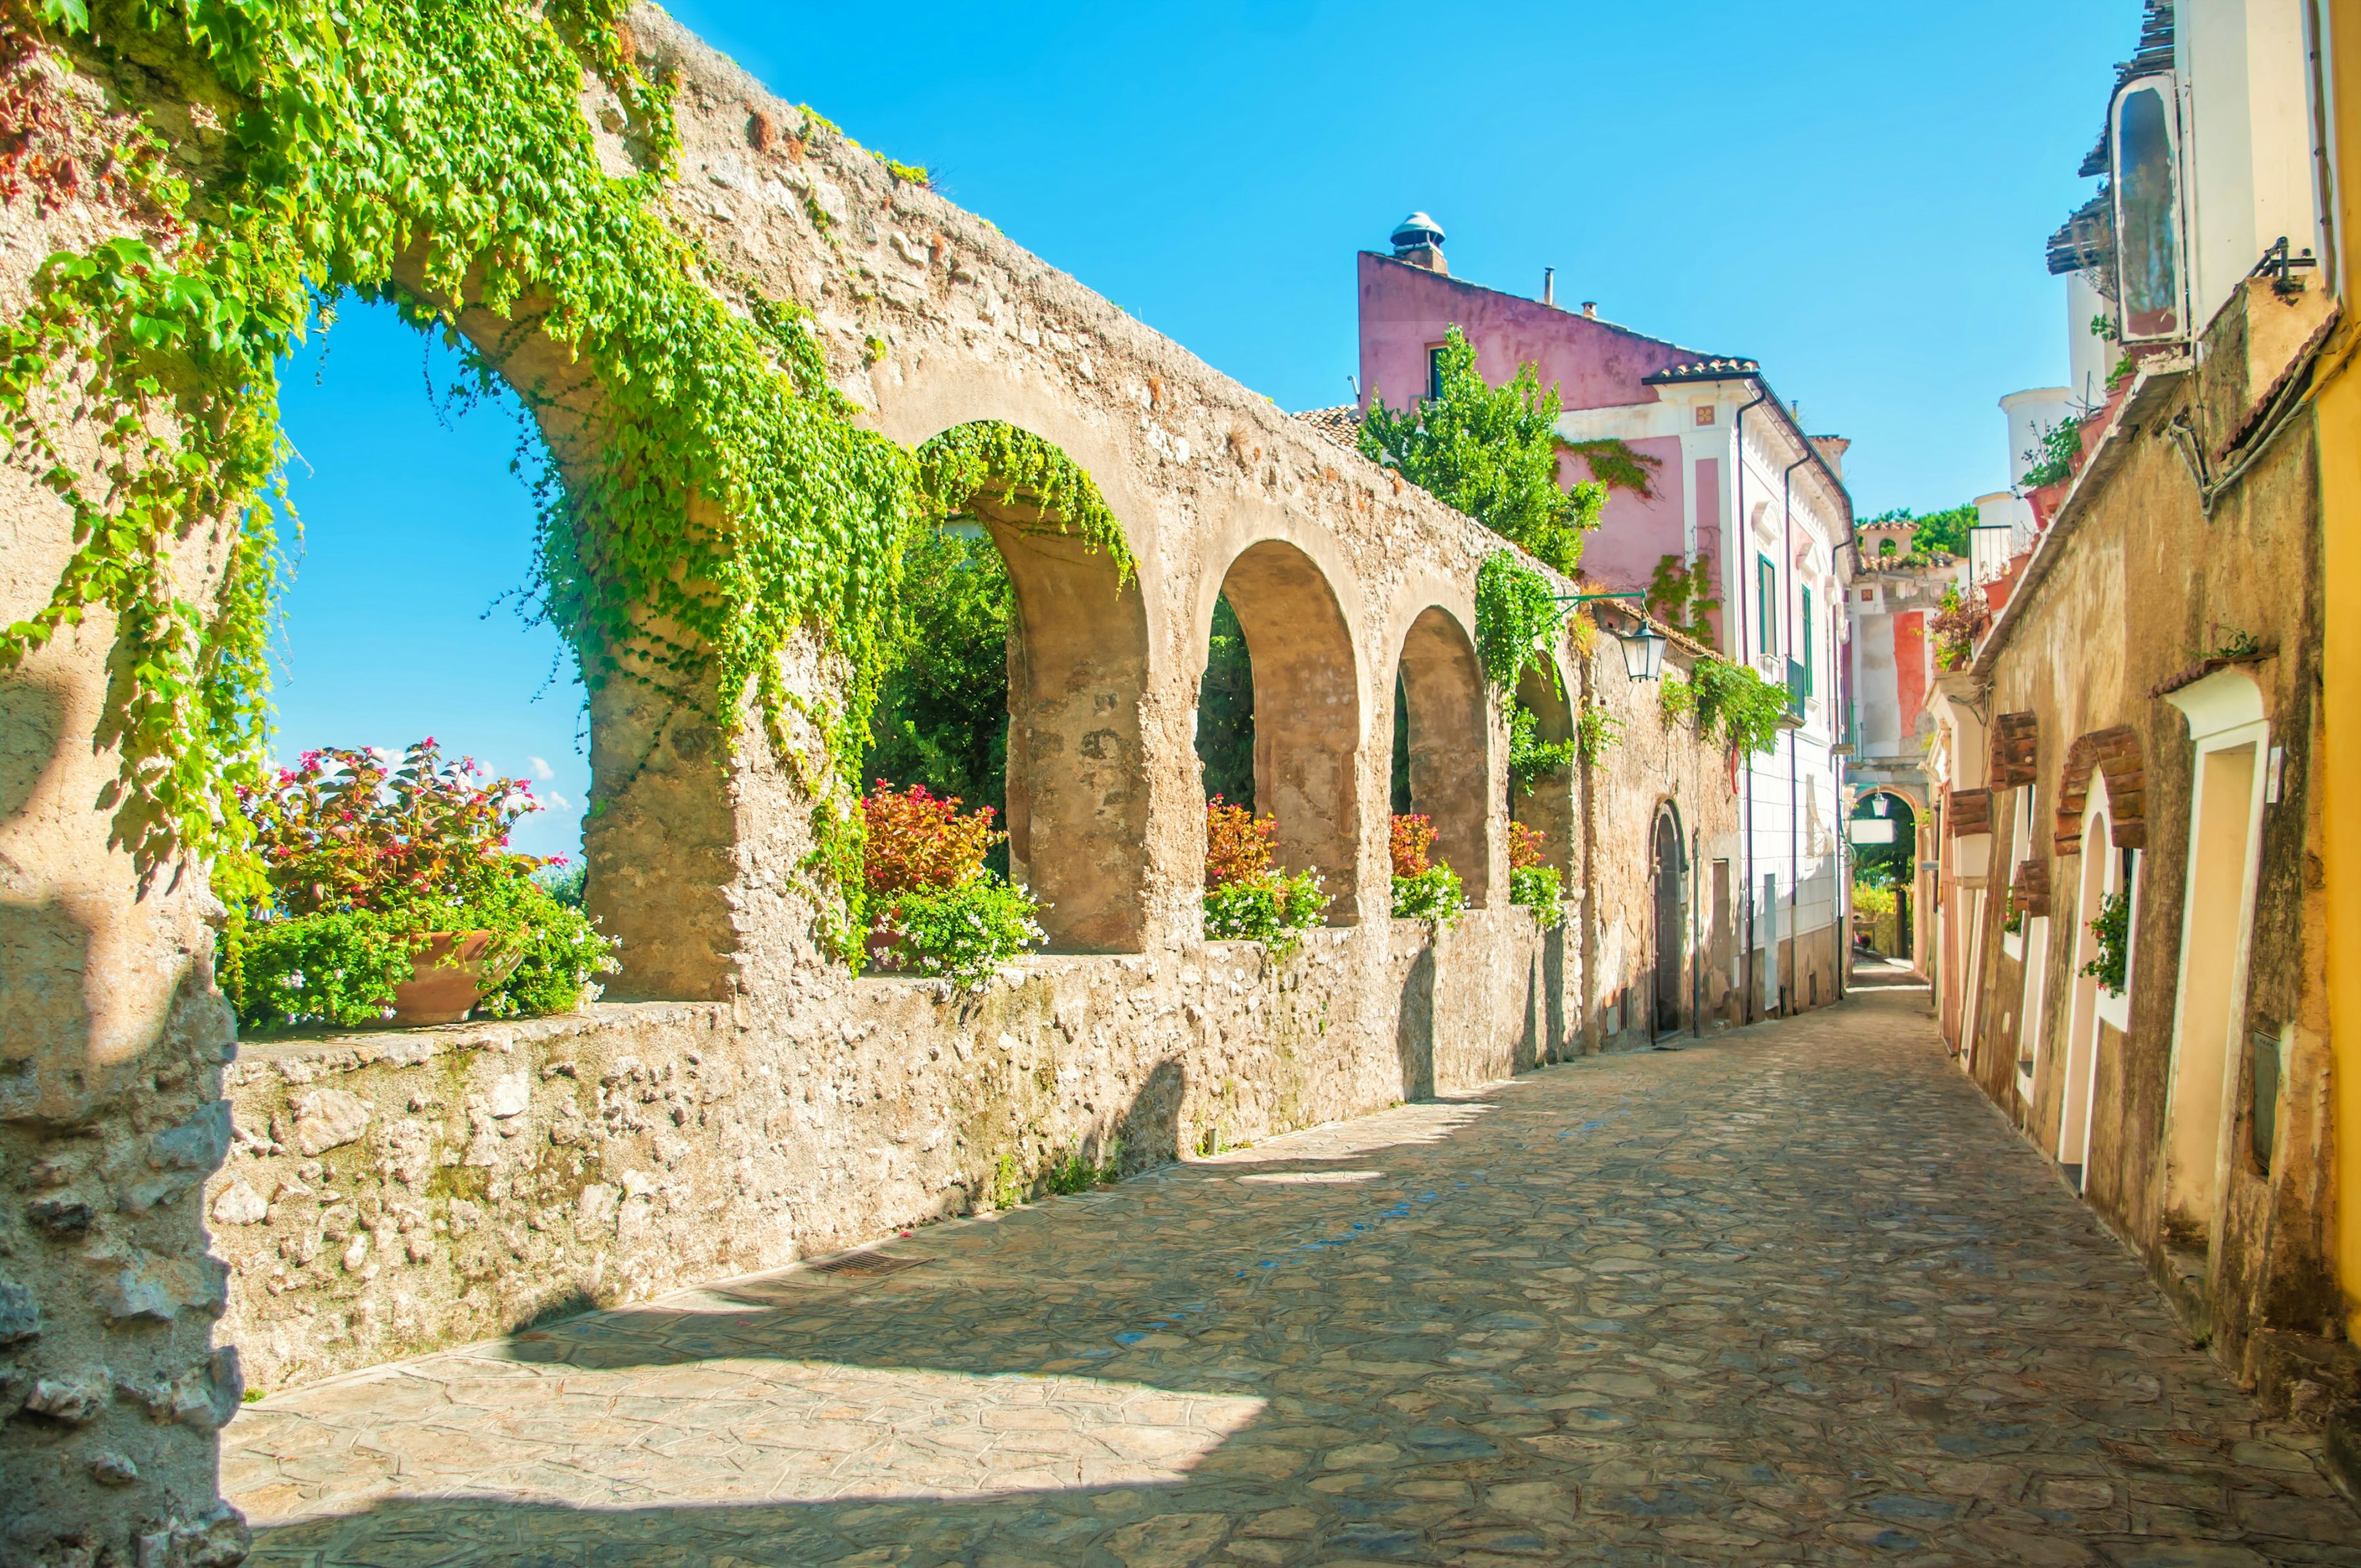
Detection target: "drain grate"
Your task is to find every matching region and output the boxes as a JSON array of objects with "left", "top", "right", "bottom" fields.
[{"left": 807, "top": 1250, "right": 931, "bottom": 1278}]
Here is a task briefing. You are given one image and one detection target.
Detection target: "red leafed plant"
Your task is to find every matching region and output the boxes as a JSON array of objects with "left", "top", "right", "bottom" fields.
[
  {"left": 1204, "top": 797, "right": 1277, "bottom": 888},
  {"left": 1509, "top": 821, "right": 1547, "bottom": 872},
  {"left": 235, "top": 738, "right": 548, "bottom": 916},
  {"left": 862, "top": 781, "right": 1003, "bottom": 895},
  {"left": 1390, "top": 814, "right": 1437, "bottom": 878}
]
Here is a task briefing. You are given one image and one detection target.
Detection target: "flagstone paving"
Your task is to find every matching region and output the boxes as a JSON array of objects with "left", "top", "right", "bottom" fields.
[{"left": 226, "top": 985, "right": 2360, "bottom": 1566}]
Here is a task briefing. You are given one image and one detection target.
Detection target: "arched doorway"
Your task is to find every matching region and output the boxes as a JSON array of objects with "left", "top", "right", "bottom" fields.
[
  {"left": 1653, "top": 806, "right": 1684, "bottom": 1033},
  {"left": 1848, "top": 789, "right": 1918, "bottom": 959}
]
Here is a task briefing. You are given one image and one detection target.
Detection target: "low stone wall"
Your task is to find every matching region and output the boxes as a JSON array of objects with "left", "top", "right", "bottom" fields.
[{"left": 206, "top": 912, "right": 1563, "bottom": 1394}]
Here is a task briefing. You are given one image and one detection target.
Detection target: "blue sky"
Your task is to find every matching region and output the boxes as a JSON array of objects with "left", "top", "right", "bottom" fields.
[{"left": 272, "top": 0, "right": 2135, "bottom": 859}]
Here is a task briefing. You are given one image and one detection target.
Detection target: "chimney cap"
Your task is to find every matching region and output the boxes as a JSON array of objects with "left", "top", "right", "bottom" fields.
[{"left": 1391, "top": 211, "right": 1446, "bottom": 254}]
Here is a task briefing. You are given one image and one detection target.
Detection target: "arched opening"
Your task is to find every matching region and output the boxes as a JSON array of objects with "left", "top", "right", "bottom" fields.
[
  {"left": 880, "top": 425, "right": 1151, "bottom": 953},
  {"left": 1653, "top": 806, "right": 1685, "bottom": 1031},
  {"left": 1206, "top": 541, "right": 1362, "bottom": 921},
  {"left": 1391, "top": 607, "right": 1490, "bottom": 908},
  {"left": 1848, "top": 790, "right": 1918, "bottom": 958},
  {"left": 274, "top": 302, "right": 583, "bottom": 864},
  {"left": 1509, "top": 661, "right": 1575, "bottom": 877}
]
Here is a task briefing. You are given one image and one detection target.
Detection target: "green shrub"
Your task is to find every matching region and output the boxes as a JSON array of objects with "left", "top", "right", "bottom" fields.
[
  {"left": 1392, "top": 864, "right": 1465, "bottom": 927},
  {"left": 1044, "top": 1138, "right": 1123, "bottom": 1194},
  {"left": 1509, "top": 865, "right": 1564, "bottom": 929},
  {"left": 1204, "top": 868, "right": 1329, "bottom": 958},
  {"left": 874, "top": 877, "right": 1046, "bottom": 991},
  {"left": 216, "top": 740, "right": 617, "bottom": 1030}
]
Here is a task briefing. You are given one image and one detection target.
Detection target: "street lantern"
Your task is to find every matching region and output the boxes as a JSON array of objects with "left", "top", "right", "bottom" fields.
[{"left": 1617, "top": 621, "right": 1666, "bottom": 682}]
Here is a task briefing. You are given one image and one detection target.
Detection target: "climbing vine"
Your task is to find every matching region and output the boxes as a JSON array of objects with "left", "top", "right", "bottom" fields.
[
  {"left": 1474, "top": 550, "right": 1563, "bottom": 689},
  {"left": 0, "top": 1, "right": 1131, "bottom": 970},
  {"left": 1687, "top": 656, "right": 1788, "bottom": 757},
  {"left": 916, "top": 420, "right": 1134, "bottom": 580}
]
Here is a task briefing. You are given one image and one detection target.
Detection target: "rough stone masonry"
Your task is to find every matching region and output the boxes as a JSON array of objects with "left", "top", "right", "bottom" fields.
[{"left": 0, "top": 7, "right": 1738, "bottom": 1562}]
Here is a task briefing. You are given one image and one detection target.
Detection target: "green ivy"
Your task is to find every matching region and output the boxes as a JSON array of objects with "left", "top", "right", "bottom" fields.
[
  {"left": 1474, "top": 550, "right": 1563, "bottom": 689},
  {"left": 916, "top": 420, "right": 1134, "bottom": 580},
  {"left": 0, "top": 4, "right": 1131, "bottom": 963},
  {"left": 1687, "top": 656, "right": 1787, "bottom": 757},
  {"left": 1507, "top": 699, "right": 1575, "bottom": 795},
  {"left": 1561, "top": 436, "right": 1661, "bottom": 499},
  {"left": 1574, "top": 699, "right": 1624, "bottom": 765}
]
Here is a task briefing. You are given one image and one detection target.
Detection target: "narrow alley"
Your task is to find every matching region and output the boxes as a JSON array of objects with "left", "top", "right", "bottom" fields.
[{"left": 226, "top": 986, "right": 2360, "bottom": 1566}]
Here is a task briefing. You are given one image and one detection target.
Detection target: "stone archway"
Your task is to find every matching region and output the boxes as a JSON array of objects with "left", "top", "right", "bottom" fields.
[
  {"left": 962, "top": 477, "right": 1152, "bottom": 954},
  {"left": 1394, "top": 607, "right": 1491, "bottom": 907},
  {"left": 1511, "top": 659, "right": 1576, "bottom": 877},
  {"left": 1653, "top": 803, "right": 1685, "bottom": 1031},
  {"left": 1211, "top": 540, "right": 1363, "bottom": 922}
]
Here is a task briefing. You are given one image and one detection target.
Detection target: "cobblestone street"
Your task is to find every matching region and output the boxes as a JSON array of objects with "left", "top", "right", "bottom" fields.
[{"left": 226, "top": 985, "right": 2361, "bottom": 1566}]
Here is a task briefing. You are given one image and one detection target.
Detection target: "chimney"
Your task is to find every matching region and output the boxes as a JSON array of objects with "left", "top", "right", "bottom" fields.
[
  {"left": 1543, "top": 267, "right": 1555, "bottom": 307},
  {"left": 1581, "top": 301, "right": 1598, "bottom": 319},
  {"left": 1808, "top": 435, "right": 1849, "bottom": 478},
  {"left": 1390, "top": 211, "right": 1448, "bottom": 274}
]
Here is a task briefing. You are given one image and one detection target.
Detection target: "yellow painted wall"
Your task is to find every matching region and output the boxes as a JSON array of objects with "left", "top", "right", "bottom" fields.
[{"left": 2317, "top": 0, "right": 2361, "bottom": 1341}]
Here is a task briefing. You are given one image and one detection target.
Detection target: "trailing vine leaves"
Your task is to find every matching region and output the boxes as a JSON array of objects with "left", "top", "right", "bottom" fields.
[
  {"left": 1561, "top": 436, "right": 1661, "bottom": 500},
  {"left": 1686, "top": 656, "right": 1787, "bottom": 757},
  {"left": 1506, "top": 698, "right": 1575, "bottom": 795},
  {"left": 1, "top": 3, "right": 1135, "bottom": 975},
  {"left": 1474, "top": 550, "right": 1563, "bottom": 689},
  {"left": 3, "top": 0, "right": 939, "bottom": 879},
  {"left": 914, "top": 420, "right": 1134, "bottom": 581}
]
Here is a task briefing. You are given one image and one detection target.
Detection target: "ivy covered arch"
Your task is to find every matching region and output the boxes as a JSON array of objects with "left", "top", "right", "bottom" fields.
[
  {"left": 0, "top": 2, "right": 1147, "bottom": 982},
  {"left": 911, "top": 420, "right": 1146, "bottom": 952}
]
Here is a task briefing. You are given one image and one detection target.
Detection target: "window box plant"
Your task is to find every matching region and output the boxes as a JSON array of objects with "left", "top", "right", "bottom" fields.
[
  {"left": 1201, "top": 797, "right": 1328, "bottom": 958},
  {"left": 1390, "top": 814, "right": 1465, "bottom": 927}
]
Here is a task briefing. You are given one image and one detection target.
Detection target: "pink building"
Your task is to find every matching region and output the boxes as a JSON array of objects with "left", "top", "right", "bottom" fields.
[{"left": 1315, "top": 215, "right": 1859, "bottom": 1018}]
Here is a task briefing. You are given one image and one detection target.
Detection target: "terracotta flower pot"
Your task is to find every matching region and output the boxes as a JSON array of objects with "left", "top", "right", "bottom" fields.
[
  {"left": 864, "top": 924, "right": 907, "bottom": 974},
  {"left": 386, "top": 931, "right": 520, "bottom": 1026}
]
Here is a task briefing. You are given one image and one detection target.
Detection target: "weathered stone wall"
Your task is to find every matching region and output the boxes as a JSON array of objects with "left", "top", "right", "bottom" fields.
[
  {"left": 200, "top": 913, "right": 1575, "bottom": 1396},
  {"left": 0, "top": 7, "right": 1739, "bottom": 1561},
  {"left": 1947, "top": 277, "right": 2354, "bottom": 1415}
]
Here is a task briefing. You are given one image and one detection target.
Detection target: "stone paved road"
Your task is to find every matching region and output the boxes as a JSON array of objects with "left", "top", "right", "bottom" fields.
[{"left": 227, "top": 987, "right": 2361, "bottom": 1566}]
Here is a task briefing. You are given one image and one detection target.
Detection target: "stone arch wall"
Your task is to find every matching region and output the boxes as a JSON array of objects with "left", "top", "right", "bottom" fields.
[
  {"left": 1393, "top": 605, "right": 1494, "bottom": 907},
  {"left": 1204, "top": 538, "right": 1364, "bottom": 921},
  {"left": 0, "top": 9, "right": 1748, "bottom": 1556}
]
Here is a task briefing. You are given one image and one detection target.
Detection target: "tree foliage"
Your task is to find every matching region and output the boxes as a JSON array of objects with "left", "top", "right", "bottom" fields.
[
  {"left": 1359, "top": 327, "right": 1602, "bottom": 575},
  {"left": 1196, "top": 594, "right": 1255, "bottom": 808},
  {"left": 866, "top": 527, "right": 1010, "bottom": 820}
]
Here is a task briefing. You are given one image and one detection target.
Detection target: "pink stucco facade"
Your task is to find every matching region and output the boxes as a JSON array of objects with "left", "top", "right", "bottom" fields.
[{"left": 1355, "top": 251, "right": 1720, "bottom": 624}]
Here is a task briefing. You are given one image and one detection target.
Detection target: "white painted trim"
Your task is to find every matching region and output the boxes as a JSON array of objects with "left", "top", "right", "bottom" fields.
[{"left": 2162, "top": 666, "right": 2265, "bottom": 740}]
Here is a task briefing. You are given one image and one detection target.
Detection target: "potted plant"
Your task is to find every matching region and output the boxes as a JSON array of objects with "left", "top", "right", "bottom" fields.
[{"left": 216, "top": 739, "right": 618, "bottom": 1031}]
